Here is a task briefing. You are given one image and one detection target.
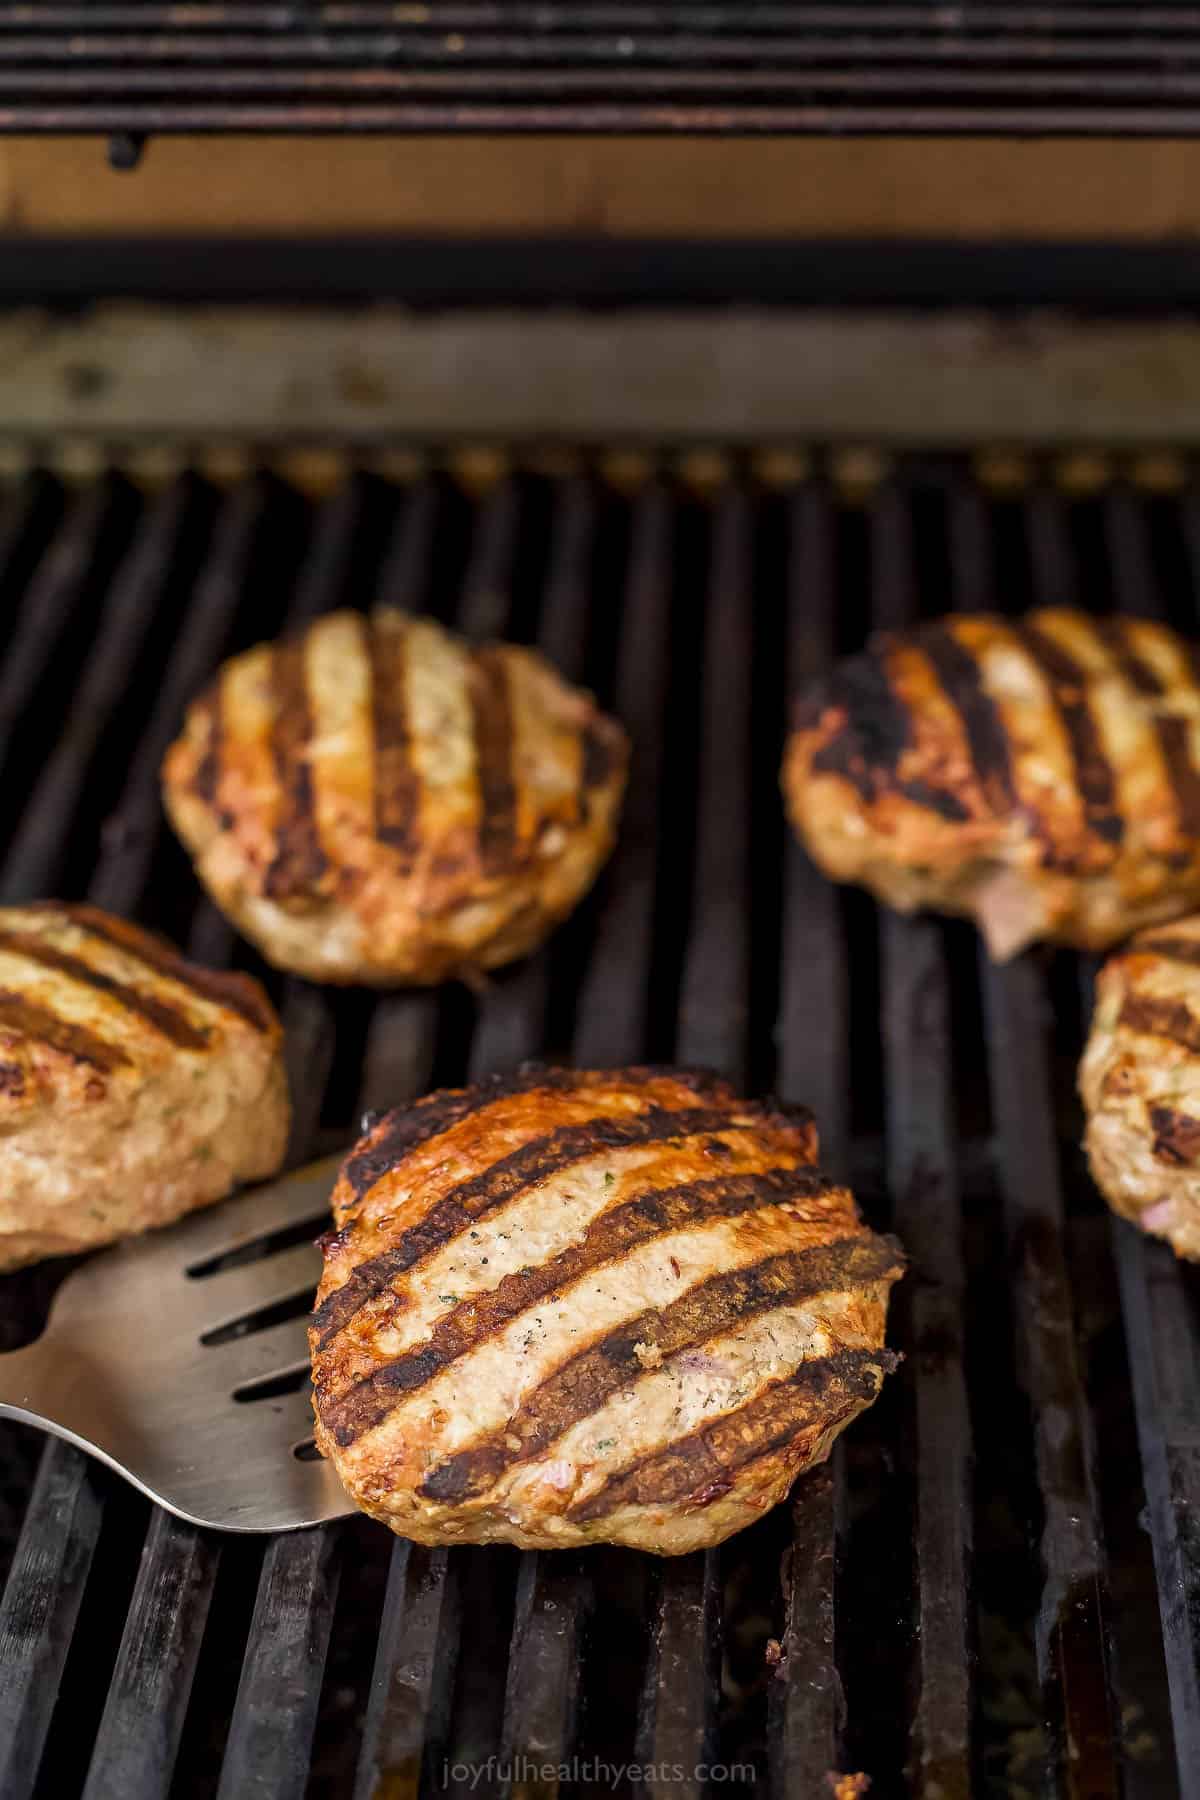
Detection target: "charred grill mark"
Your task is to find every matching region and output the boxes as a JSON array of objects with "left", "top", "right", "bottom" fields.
[
  {"left": 320, "top": 1165, "right": 838, "bottom": 1445},
  {"left": 341, "top": 1065, "right": 732, "bottom": 1204},
  {"left": 1149, "top": 1103, "right": 1200, "bottom": 1166},
  {"left": 580, "top": 716, "right": 626, "bottom": 826},
  {"left": 806, "top": 645, "right": 969, "bottom": 823},
  {"left": 0, "top": 990, "right": 131, "bottom": 1072},
  {"left": 1013, "top": 622, "right": 1124, "bottom": 847},
  {"left": 808, "top": 647, "right": 910, "bottom": 801},
  {"left": 341, "top": 1069, "right": 570, "bottom": 1204},
  {"left": 368, "top": 613, "right": 421, "bottom": 862},
  {"left": 568, "top": 1346, "right": 899, "bottom": 1522},
  {"left": 1094, "top": 618, "right": 1164, "bottom": 696},
  {"left": 190, "top": 687, "right": 224, "bottom": 807},
  {"left": 417, "top": 1233, "right": 904, "bottom": 1504},
  {"left": 0, "top": 1061, "right": 25, "bottom": 1097},
  {"left": 916, "top": 624, "right": 1017, "bottom": 814},
  {"left": 582, "top": 720, "right": 620, "bottom": 791},
  {"left": 0, "top": 929, "right": 210, "bottom": 1051},
  {"left": 887, "top": 780, "right": 970, "bottom": 824},
  {"left": 1118, "top": 994, "right": 1200, "bottom": 1056},
  {"left": 1153, "top": 716, "right": 1200, "bottom": 839},
  {"left": 314, "top": 1098, "right": 754, "bottom": 1349},
  {"left": 577, "top": 715, "right": 626, "bottom": 826},
  {"left": 60, "top": 907, "right": 275, "bottom": 1034},
  {"left": 1137, "top": 933, "right": 1200, "bottom": 968},
  {"left": 1092, "top": 621, "right": 1200, "bottom": 839},
  {"left": 469, "top": 647, "right": 518, "bottom": 873},
  {"left": 263, "top": 637, "right": 328, "bottom": 900}
]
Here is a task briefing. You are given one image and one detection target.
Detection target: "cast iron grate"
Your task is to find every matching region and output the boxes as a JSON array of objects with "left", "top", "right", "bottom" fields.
[
  {"left": 8, "top": 2, "right": 1200, "bottom": 134},
  {"left": 0, "top": 450, "right": 1195, "bottom": 1799}
]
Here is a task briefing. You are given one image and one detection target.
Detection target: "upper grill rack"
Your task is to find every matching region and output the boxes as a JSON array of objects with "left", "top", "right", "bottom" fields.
[
  {"left": 0, "top": 451, "right": 1195, "bottom": 1799},
  {"left": 7, "top": 2, "right": 1200, "bottom": 134}
]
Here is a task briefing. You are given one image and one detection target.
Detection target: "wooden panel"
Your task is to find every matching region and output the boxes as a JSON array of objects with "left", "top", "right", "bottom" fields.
[{"left": 5, "top": 137, "right": 1200, "bottom": 240}]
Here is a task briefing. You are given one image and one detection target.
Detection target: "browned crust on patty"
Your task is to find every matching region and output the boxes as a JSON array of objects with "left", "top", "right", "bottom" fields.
[
  {"left": 1118, "top": 994, "right": 1200, "bottom": 1057},
  {"left": 0, "top": 902, "right": 289, "bottom": 1270},
  {"left": 784, "top": 609, "right": 1200, "bottom": 955},
  {"left": 367, "top": 610, "right": 421, "bottom": 863},
  {"left": 0, "top": 988, "right": 132, "bottom": 1074},
  {"left": 567, "top": 1345, "right": 898, "bottom": 1523},
  {"left": 310, "top": 1065, "right": 903, "bottom": 1553},
  {"left": 313, "top": 1099, "right": 765, "bottom": 1351},
  {"left": 1082, "top": 913, "right": 1200, "bottom": 1260},
  {"left": 161, "top": 609, "right": 630, "bottom": 985},
  {"left": 263, "top": 636, "right": 329, "bottom": 901},
  {"left": 1149, "top": 1104, "right": 1200, "bottom": 1167},
  {"left": 320, "top": 1164, "right": 839, "bottom": 1446},
  {"left": 55, "top": 905, "right": 276, "bottom": 1035},
  {"left": 416, "top": 1234, "right": 903, "bottom": 1504},
  {"left": 467, "top": 645, "right": 518, "bottom": 875},
  {"left": 0, "top": 928, "right": 211, "bottom": 1052}
]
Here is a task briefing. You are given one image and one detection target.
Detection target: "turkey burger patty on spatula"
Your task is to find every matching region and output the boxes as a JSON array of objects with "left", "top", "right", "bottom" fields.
[
  {"left": 310, "top": 1065, "right": 903, "bottom": 1555},
  {"left": 0, "top": 903, "right": 287, "bottom": 1270}
]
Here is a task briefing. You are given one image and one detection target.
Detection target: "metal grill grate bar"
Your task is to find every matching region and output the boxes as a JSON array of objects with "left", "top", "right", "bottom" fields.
[
  {"left": 0, "top": 473, "right": 234, "bottom": 1800},
  {"left": 492, "top": 478, "right": 604, "bottom": 1800},
  {"left": 357, "top": 1543, "right": 461, "bottom": 1800},
  {"left": 1096, "top": 480, "right": 1200, "bottom": 1797},
  {"left": 0, "top": 485, "right": 117, "bottom": 829},
  {"left": 213, "top": 489, "right": 374, "bottom": 1800},
  {"left": 356, "top": 480, "right": 533, "bottom": 1800},
  {"left": 637, "top": 484, "right": 754, "bottom": 1793},
  {"left": 767, "top": 477, "right": 843, "bottom": 1795},
  {"left": 87, "top": 483, "right": 271, "bottom": 923},
  {"left": 217, "top": 1527, "right": 342, "bottom": 1800},
  {"left": 1, "top": 479, "right": 191, "bottom": 907},
  {"left": 876, "top": 480, "right": 972, "bottom": 1797},
  {"left": 94, "top": 497, "right": 298, "bottom": 1800},
  {"left": 572, "top": 483, "right": 672, "bottom": 1071},
  {"left": 344, "top": 477, "right": 479, "bottom": 1800},
  {"left": 964, "top": 488, "right": 1121, "bottom": 1795},
  {"left": 81, "top": 1512, "right": 219, "bottom": 1800},
  {"left": 0, "top": 1442, "right": 105, "bottom": 1800},
  {"left": 986, "top": 968, "right": 1120, "bottom": 1796},
  {"left": 356, "top": 481, "right": 446, "bottom": 1121},
  {"left": 349, "top": 895, "right": 448, "bottom": 1799}
]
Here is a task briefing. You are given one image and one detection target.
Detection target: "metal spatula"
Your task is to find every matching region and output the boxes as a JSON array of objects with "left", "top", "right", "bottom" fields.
[{"left": 0, "top": 1157, "right": 356, "bottom": 1532}]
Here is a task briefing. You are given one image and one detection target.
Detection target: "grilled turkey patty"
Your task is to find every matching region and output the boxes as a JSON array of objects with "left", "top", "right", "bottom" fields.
[
  {"left": 0, "top": 904, "right": 288, "bottom": 1269},
  {"left": 783, "top": 609, "right": 1200, "bottom": 958},
  {"left": 161, "top": 608, "right": 629, "bottom": 986},
  {"left": 310, "top": 1066, "right": 903, "bottom": 1554},
  {"left": 1081, "top": 916, "right": 1200, "bottom": 1260}
]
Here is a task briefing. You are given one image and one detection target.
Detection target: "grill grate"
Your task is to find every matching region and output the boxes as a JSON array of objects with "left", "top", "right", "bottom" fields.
[
  {"left": 0, "top": 453, "right": 1196, "bottom": 1798},
  {"left": 8, "top": 2, "right": 1200, "bottom": 134}
]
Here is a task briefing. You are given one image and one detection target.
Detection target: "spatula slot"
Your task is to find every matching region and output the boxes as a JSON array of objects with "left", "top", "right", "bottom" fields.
[
  {"left": 232, "top": 1366, "right": 312, "bottom": 1405},
  {"left": 200, "top": 1287, "right": 315, "bottom": 1348},
  {"left": 186, "top": 1212, "right": 330, "bottom": 1280}
]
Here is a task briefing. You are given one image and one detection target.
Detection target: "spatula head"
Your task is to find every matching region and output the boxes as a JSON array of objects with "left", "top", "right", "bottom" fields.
[{"left": 0, "top": 1157, "right": 355, "bottom": 1532}]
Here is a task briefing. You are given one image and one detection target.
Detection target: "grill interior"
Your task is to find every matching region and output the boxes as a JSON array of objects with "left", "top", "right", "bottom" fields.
[
  {"left": 7, "top": 2, "right": 1200, "bottom": 136},
  {"left": 0, "top": 450, "right": 1197, "bottom": 1799}
]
